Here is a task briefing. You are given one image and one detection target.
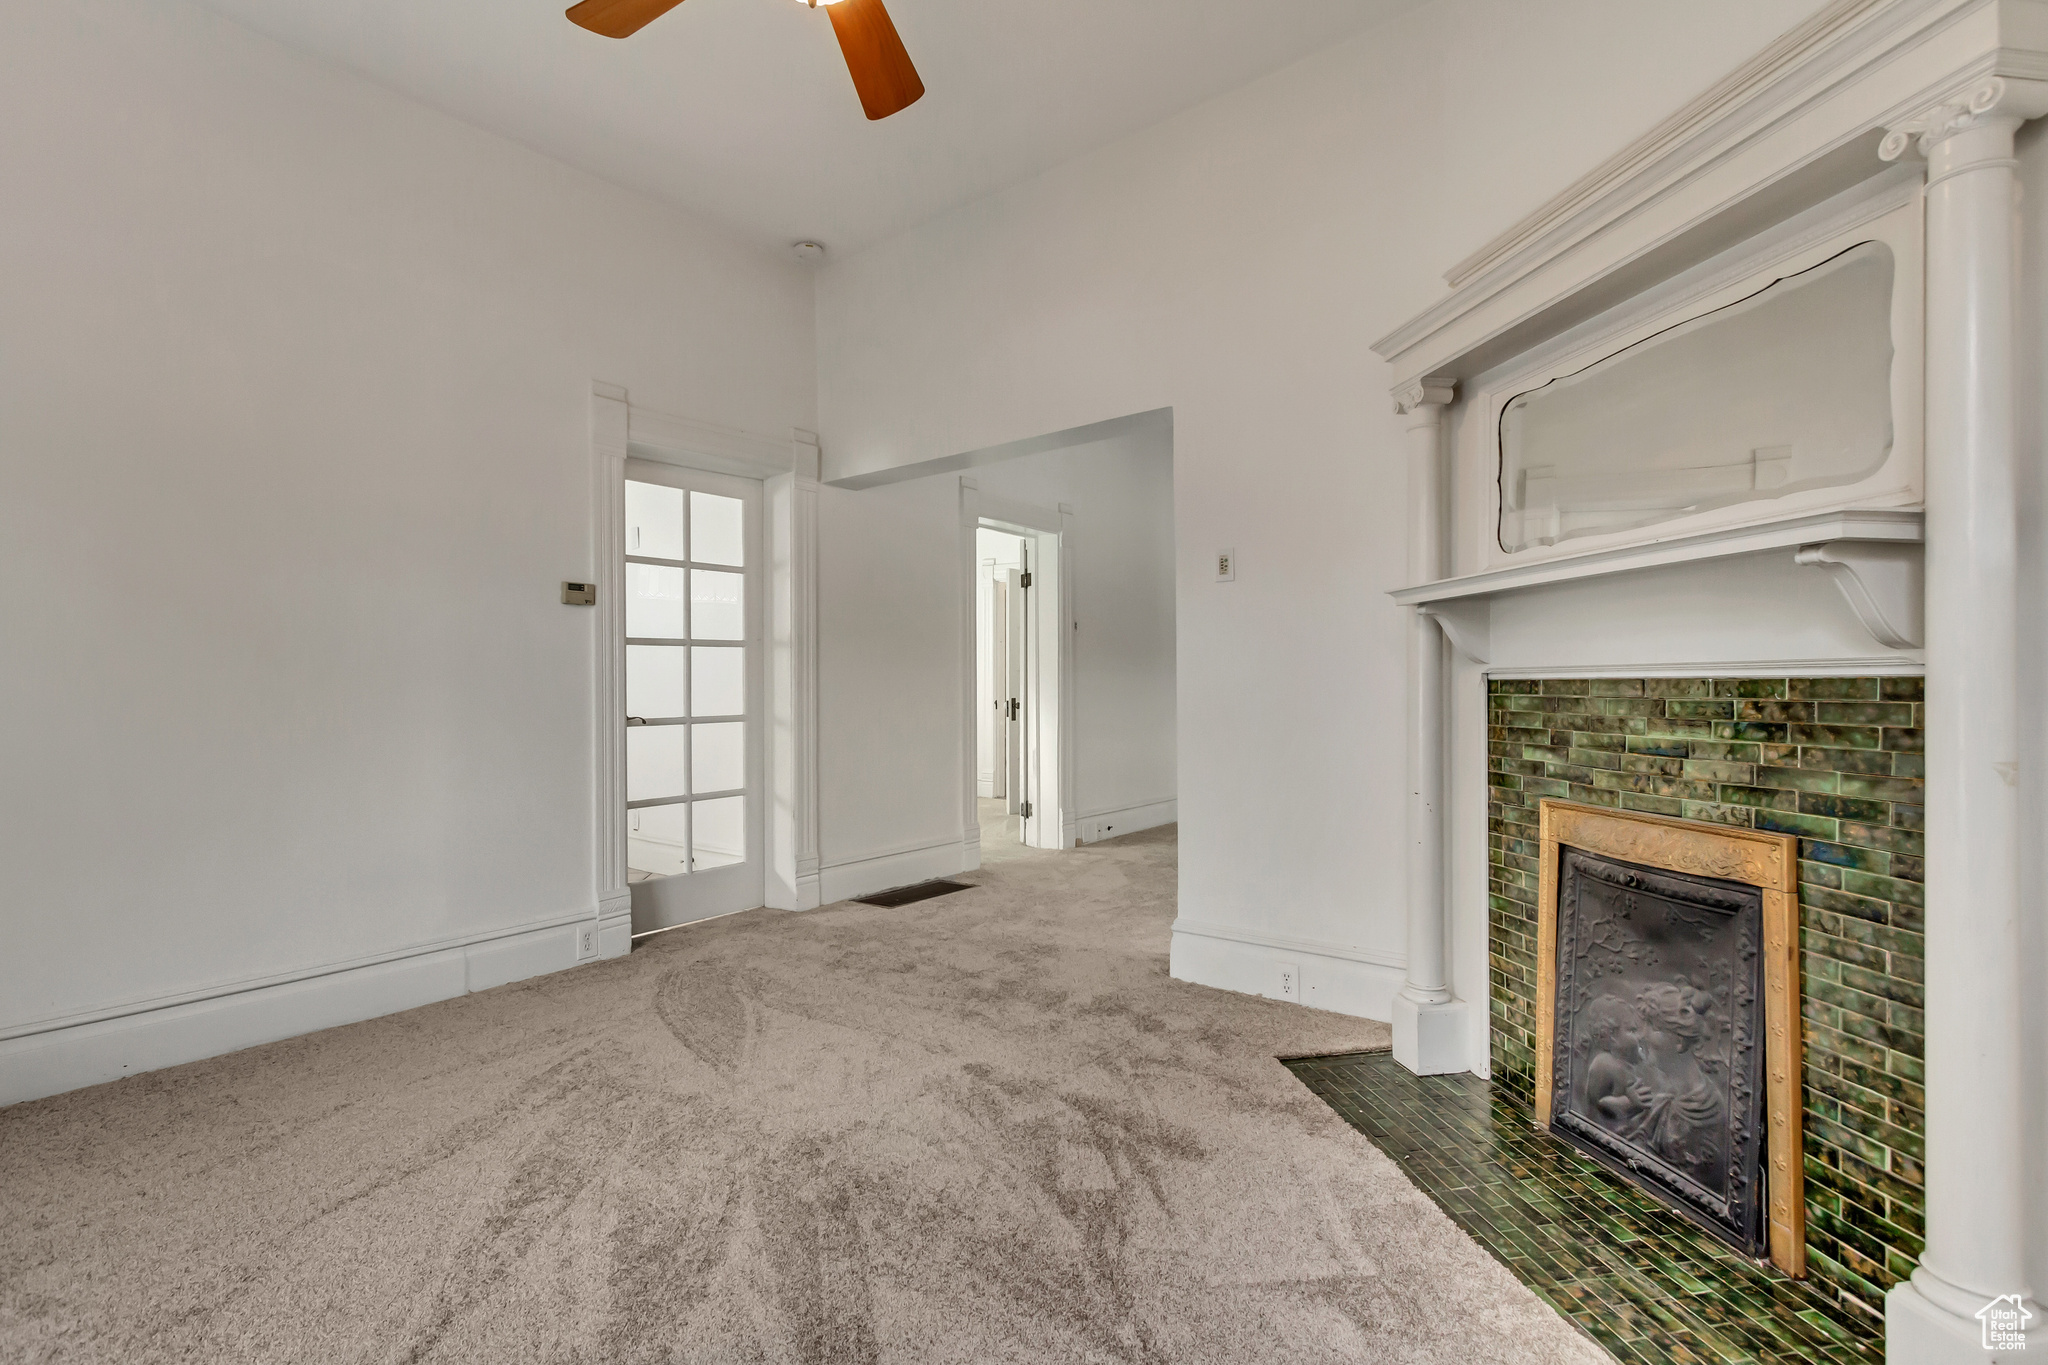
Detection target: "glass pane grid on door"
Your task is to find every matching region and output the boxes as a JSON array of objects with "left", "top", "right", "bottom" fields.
[{"left": 624, "top": 480, "right": 750, "bottom": 883}]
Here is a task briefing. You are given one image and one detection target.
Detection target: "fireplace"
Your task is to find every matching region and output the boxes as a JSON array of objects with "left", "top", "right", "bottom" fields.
[
  {"left": 1534, "top": 799, "right": 1804, "bottom": 1275},
  {"left": 1549, "top": 846, "right": 1767, "bottom": 1253}
]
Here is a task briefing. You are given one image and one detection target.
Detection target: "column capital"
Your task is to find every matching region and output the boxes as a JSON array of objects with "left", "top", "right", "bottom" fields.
[
  {"left": 1880, "top": 75, "right": 2048, "bottom": 162},
  {"left": 1394, "top": 375, "right": 1457, "bottom": 415}
]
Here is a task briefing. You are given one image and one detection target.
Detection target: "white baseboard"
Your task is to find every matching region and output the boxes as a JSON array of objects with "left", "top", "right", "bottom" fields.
[
  {"left": 818, "top": 838, "right": 968, "bottom": 905},
  {"left": 1168, "top": 917, "right": 1403, "bottom": 1023},
  {"left": 1077, "top": 798, "right": 1176, "bottom": 844},
  {"left": 0, "top": 910, "right": 627, "bottom": 1109}
]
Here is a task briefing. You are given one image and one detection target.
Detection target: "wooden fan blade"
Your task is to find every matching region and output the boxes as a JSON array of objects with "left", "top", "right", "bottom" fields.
[
  {"left": 565, "top": 0, "right": 687, "bottom": 40},
  {"left": 825, "top": 0, "right": 924, "bottom": 121}
]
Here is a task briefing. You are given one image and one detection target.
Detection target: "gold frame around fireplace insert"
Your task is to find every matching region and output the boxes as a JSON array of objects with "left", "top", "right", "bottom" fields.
[{"left": 1534, "top": 798, "right": 1805, "bottom": 1277}]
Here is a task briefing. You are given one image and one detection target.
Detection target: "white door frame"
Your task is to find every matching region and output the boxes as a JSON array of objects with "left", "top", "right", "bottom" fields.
[
  {"left": 959, "top": 479, "right": 1073, "bottom": 856},
  {"left": 589, "top": 382, "right": 820, "bottom": 955}
]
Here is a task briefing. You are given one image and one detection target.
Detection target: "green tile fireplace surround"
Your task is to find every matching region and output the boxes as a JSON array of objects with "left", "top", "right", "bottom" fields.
[{"left": 1486, "top": 676, "right": 1926, "bottom": 1317}]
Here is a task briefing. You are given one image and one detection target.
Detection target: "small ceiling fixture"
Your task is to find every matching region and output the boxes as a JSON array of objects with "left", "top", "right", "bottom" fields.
[
  {"left": 791, "top": 241, "right": 826, "bottom": 265},
  {"left": 565, "top": 0, "right": 924, "bottom": 121}
]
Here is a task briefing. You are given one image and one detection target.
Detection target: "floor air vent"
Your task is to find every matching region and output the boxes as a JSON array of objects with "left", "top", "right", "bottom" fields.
[{"left": 853, "top": 879, "right": 973, "bottom": 907}]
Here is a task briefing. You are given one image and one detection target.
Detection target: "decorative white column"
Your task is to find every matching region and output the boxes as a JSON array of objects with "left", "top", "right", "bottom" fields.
[
  {"left": 1392, "top": 376, "right": 1467, "bottom": 1074},
  {"left": 1880, "top": 77, "right": 2048, "bottom": 1363}
]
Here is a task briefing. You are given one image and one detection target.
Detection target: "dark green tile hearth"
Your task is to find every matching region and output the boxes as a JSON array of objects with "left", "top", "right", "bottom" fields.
[{"left": 1286, "top": 1051, "right": 1883, "bottom": 1365}]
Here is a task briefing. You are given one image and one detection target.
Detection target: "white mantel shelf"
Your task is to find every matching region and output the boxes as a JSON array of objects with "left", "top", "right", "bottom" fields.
[
  {"left": 1390, "top": 508, "right": 1925, "bottom": 658},
  {"left": 1390, "top": 507, "right": 1922, "bottom": 605}
]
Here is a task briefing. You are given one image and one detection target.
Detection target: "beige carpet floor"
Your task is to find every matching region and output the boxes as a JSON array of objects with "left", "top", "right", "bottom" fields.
[{"left": 0, "top": 820, "right": 1607, "bottom": 1365}]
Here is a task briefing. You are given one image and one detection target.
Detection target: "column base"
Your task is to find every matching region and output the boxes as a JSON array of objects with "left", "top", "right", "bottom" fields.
[
  {"left": 1888, "top": 1273, "right": 2044, "bottom": 1362},
  {"left": 1391, "top": 995, "right": 1469, "bottom": 1075}
]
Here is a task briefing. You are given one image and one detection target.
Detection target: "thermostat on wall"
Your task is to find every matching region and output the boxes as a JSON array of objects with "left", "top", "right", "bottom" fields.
[{"left": 561, "top": 582, "right": 596, "bottom": 606}]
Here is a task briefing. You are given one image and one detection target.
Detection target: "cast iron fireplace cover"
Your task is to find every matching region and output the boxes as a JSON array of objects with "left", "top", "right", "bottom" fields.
[{"left": 1550, "top": 845, "right": 1768, "bottom": 1257}]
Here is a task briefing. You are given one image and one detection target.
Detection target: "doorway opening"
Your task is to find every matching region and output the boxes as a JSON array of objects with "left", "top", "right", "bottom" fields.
[{"left": 969, "top": 508, "right": 1065, "bottom": 853}]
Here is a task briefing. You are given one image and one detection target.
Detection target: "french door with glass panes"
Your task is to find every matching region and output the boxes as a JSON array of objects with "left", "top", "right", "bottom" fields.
[{"left": 623, "top": 461, "right": 763, "bottom": 933}]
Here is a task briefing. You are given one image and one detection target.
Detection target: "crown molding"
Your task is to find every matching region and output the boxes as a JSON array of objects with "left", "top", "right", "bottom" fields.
[
  {"left": 1440, "top": 0, "right": 1897, "bottom": 292},
  {"left": 1373, "top": 0, "right": 2048, "bottom": 394}
]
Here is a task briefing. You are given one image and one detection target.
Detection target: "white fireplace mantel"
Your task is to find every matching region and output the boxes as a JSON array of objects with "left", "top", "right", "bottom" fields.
[
  {"left": 1369, "top": 2, "right": 2048, "bottom": 1360},
  {"left": 1392, "top": 509, "right": 1925, "bottom": 660}
]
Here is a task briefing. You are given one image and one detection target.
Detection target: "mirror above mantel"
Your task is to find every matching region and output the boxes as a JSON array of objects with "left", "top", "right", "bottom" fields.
[
  {"left": 1425, "top": 161, "right": 1926, "bottom": 599},
  {"left": 1381, "top": 162, "right": 1930, "bottom": 664}
]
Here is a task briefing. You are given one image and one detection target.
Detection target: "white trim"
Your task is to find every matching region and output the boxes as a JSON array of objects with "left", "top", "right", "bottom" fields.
[
  {"left": 599, "top": 388, "right": 820, "bottom": 916},
  {"left": 975, "top": 490, "right": 1065, "bottom": 535},
  {"left": 1168, "top": 917, "right": 1408, "bottom": 972},
  {"left": 1168, "top": 921, "right": 1404, "bottom": 1023},
  {"left": 1485, "top": 657, "right": 1925, "bottom": 680},
  {"left": 0, "top": 914, "right": 598, "bottom": 1107},
  {"left": 0, "top": 908, "right": 602, "bottom": 1045},
  {"left": 590, "top": 385, "right": 632, "bottom": 947},
  {"left": 826, "top": 408, "right": 1170, "bottom": 491},
  {"left": 1075, "top": 798, "right": 1178, "bottom": 844},
  {"left": 817, "top": 838, "right": 970, "bottom": 905},
  {"left": 627, "top": 406, "right": 800, "bottom": 477},
  {"left": 1393, "top": 509, "right": 1923, "bottom": 605}
]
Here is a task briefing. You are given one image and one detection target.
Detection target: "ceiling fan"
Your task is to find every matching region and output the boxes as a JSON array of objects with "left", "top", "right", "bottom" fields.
[{"left": 565, "top": 0, "right": 924, "bottom": 121}]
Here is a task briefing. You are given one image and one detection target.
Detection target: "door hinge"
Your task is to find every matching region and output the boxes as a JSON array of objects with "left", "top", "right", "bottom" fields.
[
  {"left": 1021, "top": 801, "right": 1033, "bottom": 818},
  {"left": 1007, "top": 698, "right": 1019, "bottom": 719},
  {"left": 1019, "top": 571, "right": 1033, "bottom": 588}
]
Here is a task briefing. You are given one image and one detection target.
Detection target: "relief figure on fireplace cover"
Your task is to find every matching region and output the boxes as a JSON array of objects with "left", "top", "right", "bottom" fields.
[{"left": 1578, "top": 980, "right": 1725, "bottom": 1178}]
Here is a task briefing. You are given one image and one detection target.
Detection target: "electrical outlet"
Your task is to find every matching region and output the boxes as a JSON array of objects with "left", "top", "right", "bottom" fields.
[
  {"left": 1277, "top": 962, "right": 1300, "bottom": 1002},
  {"left": 1215, "top": 549, "right": 1235, "bottom": 582},
  {"left": 576, "top": 924, "right": 597, "bottom": 961}
]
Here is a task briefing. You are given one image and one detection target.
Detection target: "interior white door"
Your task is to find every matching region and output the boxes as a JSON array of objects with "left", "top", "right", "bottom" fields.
[
  {"left": 623, "top": 461, "right": 764, "bottom": 933},
  {"left": 1005, "top": 561, "right": 1028, "bottom": 821},
  {"left": 989, "top": 576, "right": 1008, "bottom": 801}
]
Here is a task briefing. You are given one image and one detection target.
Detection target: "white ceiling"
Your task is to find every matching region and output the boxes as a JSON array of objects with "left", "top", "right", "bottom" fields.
[{"left": 193, "top": 0, "right": 1423, "bottom": 254}]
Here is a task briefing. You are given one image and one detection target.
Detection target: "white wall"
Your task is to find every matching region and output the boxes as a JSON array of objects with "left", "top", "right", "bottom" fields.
[
  {"left": 813, "top": 0, "right": 1831, "bottom": 1019},
  {"left": 816, "top": 425, "right": 1177, "bottom": 894},
  {"left": 0, "top": 0, "right": 815, "bottom": 1098}
]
